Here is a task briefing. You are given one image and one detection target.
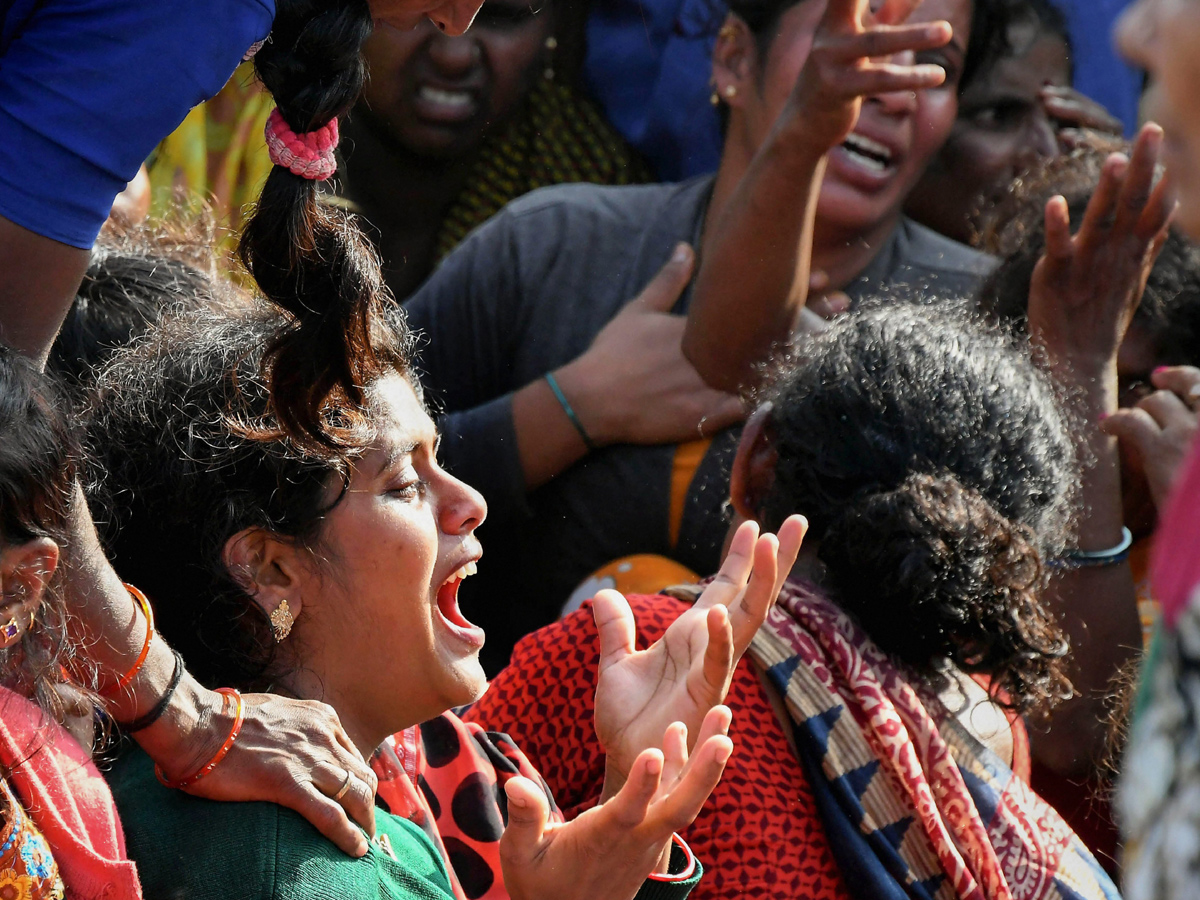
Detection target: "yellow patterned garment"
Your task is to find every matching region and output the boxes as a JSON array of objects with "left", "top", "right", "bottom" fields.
[
  {"left": 434, "top": 77, "right": 650, "bottom": 261},
  {"left": 145, "top": 62, "right": 274, "bottom": 258},
  {"left": 0, "top": 779, "right": 64, "bottom": 900}
]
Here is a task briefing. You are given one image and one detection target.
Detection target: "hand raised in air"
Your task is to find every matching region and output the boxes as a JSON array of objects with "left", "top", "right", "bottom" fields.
[{"left": 591, "top": 516, "right": 807, "bottom": 795}]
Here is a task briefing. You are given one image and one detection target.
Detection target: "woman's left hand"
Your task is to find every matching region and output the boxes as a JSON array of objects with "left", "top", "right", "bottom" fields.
[
  {"left": 1027, "top": 122, "right": 1174, "bottom": 375},
  {"left": 591, "top": 516, "right": 806, "bottom": 796},
  {"left": 1041, "top": 85, "right": 1125, "bottom": 147},
  {"left": 500, "top": 708, "right": 734, "bottom": 900}
]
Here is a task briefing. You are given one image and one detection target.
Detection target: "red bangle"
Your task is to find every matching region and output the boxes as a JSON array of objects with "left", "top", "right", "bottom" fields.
[
  {"left": 156, "top": 688, "right": 244, "bottom": 789},
  {"left": 100, "top": 584, "right": 155, "bottom": 696}
]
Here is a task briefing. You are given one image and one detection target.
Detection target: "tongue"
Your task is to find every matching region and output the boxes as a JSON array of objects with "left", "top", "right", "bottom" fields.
[{"left": 437, "top": 578, "right": 478, "bottom": 631}]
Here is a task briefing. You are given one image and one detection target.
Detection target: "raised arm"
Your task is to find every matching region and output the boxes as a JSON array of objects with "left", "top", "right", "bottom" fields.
[
  {"left": 683, "top": 0, "right": 952, "bottom": 392},
  {"left": 1025, "top": 124, "right": 1174, "bottom": 777}
]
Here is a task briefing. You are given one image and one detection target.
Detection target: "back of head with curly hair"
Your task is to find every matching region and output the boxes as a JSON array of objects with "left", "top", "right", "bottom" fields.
[{"left": 756, "top": 305, "right": 1076, "bottom": 713}]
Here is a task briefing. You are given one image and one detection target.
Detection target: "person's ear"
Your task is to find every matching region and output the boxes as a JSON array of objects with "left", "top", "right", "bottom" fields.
[
  {"left": 0, "top": 538, "right": 59, "bottom": 646},
  {"left": 729, "top": 404, "right": 779, "bottom": 521},
  {"left": 711, "top": 14, "right": 758, "bottom": 111},
  {"left": 222, "top": 528, "right": 305, "bottom": 627}
]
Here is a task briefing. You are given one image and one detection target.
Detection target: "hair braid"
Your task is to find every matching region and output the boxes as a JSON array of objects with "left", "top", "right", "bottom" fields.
[{"left": 239, "top": 0, "right": 388, "bottom": 454}]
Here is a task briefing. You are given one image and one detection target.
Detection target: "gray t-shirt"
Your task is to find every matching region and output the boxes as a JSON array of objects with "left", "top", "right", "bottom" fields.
[{"left": 405, "top": 175, "right": 995, "bottom": 672}]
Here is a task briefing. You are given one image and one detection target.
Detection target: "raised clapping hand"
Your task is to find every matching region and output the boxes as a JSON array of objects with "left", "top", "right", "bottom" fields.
[
  {"left": 500, "top": 708, "right": 734, "bottom": 900},
  {"left": 784, "top": 0, "right": 954, "bottom": 155},
  {"left": 497, "top": 515, "right": 806, "bottom": 900},
  {"left": 1027, "top": 123, "right": 1175, "bottom": 374},
  {"left": 1102, "top": 365, "right": 1200, "bottom": 509},
  {"left": 592, "top": 516, "right": 807, "bottom": 795}
]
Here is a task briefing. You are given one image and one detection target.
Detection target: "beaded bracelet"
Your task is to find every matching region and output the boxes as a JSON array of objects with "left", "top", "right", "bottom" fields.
[
  {"left": 100, "top": 584, "right": 155, "bottom": 697},
  {"left": 117, "top": 649, "right": 184, "bottom": 733},
  {"left": 545, "top": 372, "right": 597, "bottom": 451},
  {"left": 155, "top": 688, "right": 244, "bottom": 789},
  {"left": 1050, "top": 527, "right": 1134, "bottom": 570}
]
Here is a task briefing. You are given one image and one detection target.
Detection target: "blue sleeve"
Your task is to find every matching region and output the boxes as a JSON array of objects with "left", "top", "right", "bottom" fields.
[
  {"left": 583, "top": 0, "right": 725, "bottom": 181},
  {"left": 1052, "top": 0, "right": 1142, "bottom": 136},
  {"left": 0, "top": 0, "right": 274, "bottom": 249}
]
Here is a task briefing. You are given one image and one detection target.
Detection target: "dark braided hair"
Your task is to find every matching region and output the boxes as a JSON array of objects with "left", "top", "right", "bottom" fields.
[
  {"left": 239, "top": 0, "right": 385, "bottom": 453},
  {"left": 756, "top": 304, "right": 1075, "bottom": 714}
]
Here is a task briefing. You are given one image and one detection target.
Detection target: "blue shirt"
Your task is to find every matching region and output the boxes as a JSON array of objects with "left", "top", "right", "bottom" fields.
[
  {"left": 583, "top": 0, "right": 1143, "bottom": 181},
  {"left": 0, "top": 0, "right": 274, "bottom": 249}
]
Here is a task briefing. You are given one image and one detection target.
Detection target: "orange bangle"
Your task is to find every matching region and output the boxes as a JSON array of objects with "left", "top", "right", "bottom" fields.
[
  {"left": 100, "top": 583, "right": 155, "bottom": 697},
  {"left": 155, "top": 688, "right": 244, "bottom": 789}
]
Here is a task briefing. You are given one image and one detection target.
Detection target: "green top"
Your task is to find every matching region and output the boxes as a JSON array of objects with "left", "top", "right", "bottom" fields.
[{"left": 108, "top": 749, "right": 456, "bottom": 900}]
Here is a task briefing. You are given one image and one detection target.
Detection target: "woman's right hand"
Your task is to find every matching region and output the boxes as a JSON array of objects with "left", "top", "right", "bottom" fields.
[
  {"left": 554, "top": 244, "right": 746, "bottom": 446},
  {"left": 1102, "top": 365, "right": 1200, "bottom": 509},
  {"left": 138, "top": 680, "right": 380, "bottom": 857},
  {"left": 499, "top": 708, "right": 733, "bottom": 900},
  {"left": 783, "top": 0, "right": 953, "bottom": 154}
]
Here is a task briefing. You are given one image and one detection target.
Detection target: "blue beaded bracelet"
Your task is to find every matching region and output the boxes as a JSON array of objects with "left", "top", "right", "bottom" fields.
[
  {"left": 545, "top": 372, "right": 597, "bottom": 452},
  {"left": 1050, "top": 527, "right": 1134, "bottom": 569}
]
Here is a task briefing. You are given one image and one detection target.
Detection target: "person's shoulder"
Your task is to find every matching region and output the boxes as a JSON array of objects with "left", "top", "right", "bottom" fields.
[
  {"left": 898, "top": 217, "right": 998, "bottom": 278},
  {"left": 108, "top": 749, "right": 451, "bottom": 900}
]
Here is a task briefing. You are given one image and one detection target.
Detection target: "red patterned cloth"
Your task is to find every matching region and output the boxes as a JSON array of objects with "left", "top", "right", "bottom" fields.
[
  {"left": 465, "top": 594, "right": 854, "bottom": 900},
  {"left": 371, "top": 714, "right": 564, "bottom": 900}
]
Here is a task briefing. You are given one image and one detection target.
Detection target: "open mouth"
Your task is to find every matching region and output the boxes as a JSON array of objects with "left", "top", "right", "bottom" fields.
[
  {"left": 417, "top": 85, "right": 474, "bottom": 110},
  {"left": 435, "top": 560, "right": 485, "bottom": 647},
  {"left": 840, "top": 133, "right": 895, "bottom": 173}
]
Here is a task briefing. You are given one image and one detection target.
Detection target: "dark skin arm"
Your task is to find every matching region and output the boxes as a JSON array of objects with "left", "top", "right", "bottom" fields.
[
  {"left": 683, "top": 0, "right": 952, "bottom": 393},
  {"left": 1025, "top": 124, "right": 1174, "bottom": 777},
  {"left": 0, "top": 217, "right": 89, "bottom": 364}
]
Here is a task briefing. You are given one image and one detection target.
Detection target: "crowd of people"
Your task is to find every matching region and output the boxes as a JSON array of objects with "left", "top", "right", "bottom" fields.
[{"left": 1, "top": 0, "right": 1200, "bottom": 898}]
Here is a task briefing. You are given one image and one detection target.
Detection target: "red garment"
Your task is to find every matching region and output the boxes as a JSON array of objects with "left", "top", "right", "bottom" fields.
[
  {"left": 372, "top": 711, "right": 697, "bottom": 900},
  {"left": 1151, "top": 435, "right": 1200, "bottom": 626},
  {"left": 0, "top": 687, "right": 141, "bottom": 900},
  {"left": 465, "top": 594, "right": 855, "bottom": 900}
]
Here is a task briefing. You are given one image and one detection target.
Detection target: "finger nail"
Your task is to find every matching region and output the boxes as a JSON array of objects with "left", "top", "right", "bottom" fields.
[
  {"left": 1154, "top": 365, "right": 1171, "bottom": 375},
  {"left": 646, "top": 757, "right": 663, "bottom": 776},
  {"left": 672, "top": 243, "right": 691, "bottom": 263}
]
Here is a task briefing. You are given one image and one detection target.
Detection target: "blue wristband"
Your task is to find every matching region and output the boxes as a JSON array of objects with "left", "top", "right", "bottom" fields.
[
  {"left": 1050, "top": 527, "right": 1134, "bottom": 569},
  {"left": 545, "top": 372, "right": 597, "bottom": 452}
]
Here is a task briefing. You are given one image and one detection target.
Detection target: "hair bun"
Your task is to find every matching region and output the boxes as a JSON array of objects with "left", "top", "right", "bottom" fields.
[{"left": 820, "top": 473, "right": 1070, "bottom": 712}]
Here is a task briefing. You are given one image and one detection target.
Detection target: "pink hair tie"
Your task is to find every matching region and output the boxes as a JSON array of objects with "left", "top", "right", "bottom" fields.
[{"left": 264, "top": 108, "right": 340, "bottom": 181}]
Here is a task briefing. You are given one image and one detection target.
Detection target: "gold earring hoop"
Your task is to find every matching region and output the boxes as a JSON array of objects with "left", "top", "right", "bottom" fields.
[
  {"left": 543, "top": 35, "right": 558, "bottom": 81},
  {"left": 270, "top": 599, "right": 294, "bottom": 642}
]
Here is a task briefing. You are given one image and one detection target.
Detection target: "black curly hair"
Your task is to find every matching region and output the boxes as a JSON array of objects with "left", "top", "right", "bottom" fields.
[
  {"left": 0, "top": 344, "right": 78, "bottom": 718},
  {"left": 85, "top": 295, "right": 419, "bottom": 691},
  {"left": 977, "top": 141, "right": 1200, "bottom": 372},
  {"left": 756, "top": 304, "right": 1075, "bottom": 714}
]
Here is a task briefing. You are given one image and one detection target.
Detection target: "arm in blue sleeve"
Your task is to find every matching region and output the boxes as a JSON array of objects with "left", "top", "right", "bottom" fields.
[{"left": 0, "top": 0, "right": 273, "bottom": 248}]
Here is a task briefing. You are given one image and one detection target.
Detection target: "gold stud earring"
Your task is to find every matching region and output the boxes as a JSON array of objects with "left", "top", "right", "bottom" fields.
[
  {"left": 718, "top": 22, "right": 738, "bottom": 41},
  {"left": 270, "top": 599, "right": 294, "bottom": 642},
  {"left": 724, "top": 84, "right": 737, "bottom": 99}
]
